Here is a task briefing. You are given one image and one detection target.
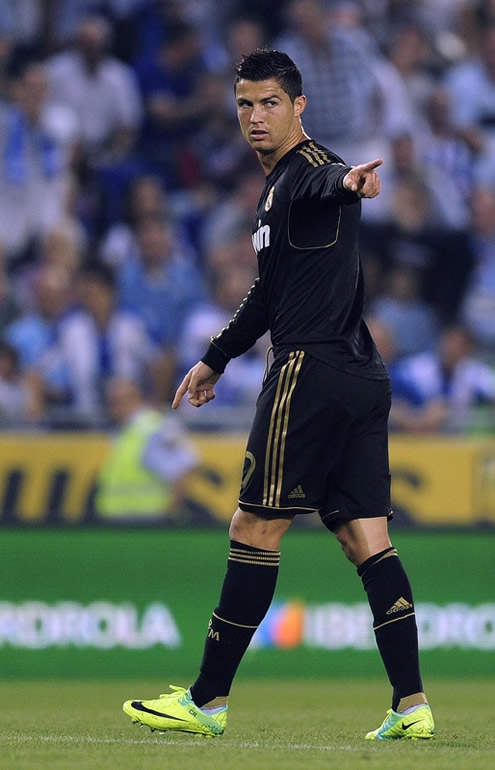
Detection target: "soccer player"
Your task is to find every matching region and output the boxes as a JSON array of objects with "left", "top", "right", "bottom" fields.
[{"left": 123, "top": 49, "right": 435, "bottom": 742}]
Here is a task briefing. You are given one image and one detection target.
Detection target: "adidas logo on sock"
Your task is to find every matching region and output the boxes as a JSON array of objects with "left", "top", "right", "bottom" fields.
[
  {"left": 288, "top": 485, "right": 305, "bottom": 499},
  {"left": 386, "top": 597, "right": 413, "bottom": 615}
]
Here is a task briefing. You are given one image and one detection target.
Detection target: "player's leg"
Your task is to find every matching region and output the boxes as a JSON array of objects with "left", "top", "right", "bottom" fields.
[
  {"left": 189, "top": 507, "right": 293, "bottom": 708},
  {"left": 319, "top": 373, "right": 434, "bottom": 739},
  {"left": 123, "top": 508, "right": 292, "bottom": 735},
  {"left": 123, "top": 350, "right": 332, "bottom": 735},
  {"left": 334, "top": 516, "right": 435, "bottom": 740}
]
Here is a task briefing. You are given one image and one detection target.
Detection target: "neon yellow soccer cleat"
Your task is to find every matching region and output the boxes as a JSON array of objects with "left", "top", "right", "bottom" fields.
[
  {"left": 365, "top": 704, "right": 435, "bottom": 740},
  {"left": 122, "top": 685, "right": 227, "bottom": 737}
]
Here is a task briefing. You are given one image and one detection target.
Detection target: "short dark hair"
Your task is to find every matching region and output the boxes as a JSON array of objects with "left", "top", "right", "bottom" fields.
[
  {"left": 234, "top": 49, "right": 303, "bottom": 102},
  {"left": 79, "top": 260, "right": 116, "bottom": 291}
]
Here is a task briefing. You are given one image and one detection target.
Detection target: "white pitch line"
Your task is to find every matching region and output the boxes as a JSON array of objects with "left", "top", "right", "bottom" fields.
[{"left": 1, "top": 733, "right": 361, "bottom": 752}]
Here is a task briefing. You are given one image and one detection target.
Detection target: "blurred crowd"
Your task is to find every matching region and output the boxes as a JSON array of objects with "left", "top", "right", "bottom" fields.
[{"left": 1, "top": 0, "right": 495, "bottom": 434}]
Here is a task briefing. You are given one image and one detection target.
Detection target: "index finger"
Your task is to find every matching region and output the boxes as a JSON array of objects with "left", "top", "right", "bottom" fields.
[
  {"left": 360, "top": 158, "right": 383, "bottom": 172},
  {"left": 172, "top": 376, "right": 189, "bottom": 409}
]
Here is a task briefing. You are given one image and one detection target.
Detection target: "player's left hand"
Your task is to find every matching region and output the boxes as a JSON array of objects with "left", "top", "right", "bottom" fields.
[{"left": 343, "top": 158, "right": 383, "bottom": 198}]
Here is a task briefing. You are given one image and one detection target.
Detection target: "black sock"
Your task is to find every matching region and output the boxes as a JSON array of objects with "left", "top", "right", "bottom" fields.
[
  {"left": 358, "top": 547, "right": 424, "bottom": 712},
  {"left": 190, "top": 539, "right": 280, "bottom": 707}
]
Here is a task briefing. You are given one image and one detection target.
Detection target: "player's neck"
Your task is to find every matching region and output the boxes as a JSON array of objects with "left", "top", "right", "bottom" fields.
[{"left": 257, "top": 129, "right": 310, "bottom": 175}]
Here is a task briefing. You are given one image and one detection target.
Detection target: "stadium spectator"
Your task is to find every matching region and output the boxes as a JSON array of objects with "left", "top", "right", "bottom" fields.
[
  {"left": 133, "top": 19, "right": 216, "bottom": 187},
  {"left": 221, "top": 16, "right": 268, "bottom": 74},
  {"left": 371, "top": 264, "right": 439, "bottom": 358},
  {"left": 44, "top": 15, "right": 142, "bottom": 165},
  {"left": 0, "top": 28, "right": 15, "bottom": 106},
  {"left": 4, "top": 264, "right": 75, "bottom": 417},
  {"left": 99, "top": 173, "right": 194, "bottom": 268},
  {"left": 94, "top": 375, "right": 199, "bottom": 522},
  {"left": 0, "top": 250, "right": 18, "bottom": 333},
  {"left": 0, "top": 339, "right": 42, "bottom": 422},
  {"left": 0, "top": 60, "right": 75, "bottom": 265},
  {"left": 117, "top": 215, "right": 204, "bottom": 349},
  {"left": 61, "top": 261, "right": 158, "bottom": 415},
  {"left": 461, "top": 184, "right": 495, "bottom": 351},
  {"left": 362, "top": 170, "right": 474, "bottom": 324},
  {"left": 391, "top": 325, "right": 495, "bottom": 433},
  {"left": 386, "top": 22, "right": 436, "bottom": 118},
  {"left": 12, "top": 222, "right": 84, "bottom": 318},
  {"left": 201, "top": 169, "right": 263, "bottom": 261},
  {"left": 444, "top": 22, "right": 495, "bottom": 163},
  {"left": 417, "top": 85, "right": 475, "bottom": 230},
  {"left": 188, "top": 73, "right": 257, "bottom": 192}
]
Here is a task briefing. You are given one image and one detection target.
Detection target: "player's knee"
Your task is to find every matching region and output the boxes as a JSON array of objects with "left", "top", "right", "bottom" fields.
[
  {"left": 335, "top": 532, "right": 361, "bottom": 566},
  {"left": 229, "top": 508, "right": 292, "bottom": 550},
  {"left": 333, "top": 518, "right": 392, "bottom": 567}
]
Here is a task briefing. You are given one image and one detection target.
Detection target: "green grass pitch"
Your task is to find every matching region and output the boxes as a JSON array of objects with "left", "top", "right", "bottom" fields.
[{"left": 1, "top": 677, "right": 494, "bottom": 769}]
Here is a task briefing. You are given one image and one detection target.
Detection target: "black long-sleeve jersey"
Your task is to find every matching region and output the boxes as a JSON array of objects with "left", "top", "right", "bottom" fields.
[{"left": 202, "top": 138, "right": 388, "bottom": 380}]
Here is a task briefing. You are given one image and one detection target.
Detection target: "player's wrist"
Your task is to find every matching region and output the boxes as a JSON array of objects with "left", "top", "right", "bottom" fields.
[{"left": 201, "top": 340, "right": 230, "bottom": 374}]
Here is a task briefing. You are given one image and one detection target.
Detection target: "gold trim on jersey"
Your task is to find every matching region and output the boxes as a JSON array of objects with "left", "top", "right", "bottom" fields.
[
  {"left": 263, "top": 350, "right": 305, "bottom": 507},
  {"left": 297, "top": 148, "right": 320, "bottom": 167},
  {"left": 297, "top": 141, "right": 334, "bottom": 167}
]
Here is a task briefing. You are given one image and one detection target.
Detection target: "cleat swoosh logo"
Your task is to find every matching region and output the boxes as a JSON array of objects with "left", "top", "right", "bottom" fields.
[
  {"left": 131, "top": 701, "right": 188, "bottom": 721},
  {"left": 401, "top": 720, "right": 422, "bottom": 730}
]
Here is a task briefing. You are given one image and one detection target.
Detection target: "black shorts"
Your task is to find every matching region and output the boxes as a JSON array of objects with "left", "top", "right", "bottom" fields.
[{"left": 238, "top": 349, "right": 392, "bottom": 530}]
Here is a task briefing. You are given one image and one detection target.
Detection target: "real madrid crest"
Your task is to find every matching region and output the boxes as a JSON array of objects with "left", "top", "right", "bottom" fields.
[{"left": 265, "top": 185, "right": 275, "bottom": 212}]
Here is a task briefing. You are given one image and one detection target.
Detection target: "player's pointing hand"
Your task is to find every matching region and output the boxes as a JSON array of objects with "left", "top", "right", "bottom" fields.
[
  {"left": 343, "top": 158, "right": 383, "bottom": 199},
  {"left": 172, "top": 361, "right": 221, "bottom": 409}
]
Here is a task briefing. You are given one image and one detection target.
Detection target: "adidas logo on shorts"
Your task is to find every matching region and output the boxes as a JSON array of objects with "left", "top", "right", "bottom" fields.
[{"left": 288, "top": 485, "right": 306, "bottom": 499}]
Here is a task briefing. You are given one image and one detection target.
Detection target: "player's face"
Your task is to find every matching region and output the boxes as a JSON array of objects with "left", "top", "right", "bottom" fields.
[{"left": 235, "top": 78, "right": 306, "bottom": 159}]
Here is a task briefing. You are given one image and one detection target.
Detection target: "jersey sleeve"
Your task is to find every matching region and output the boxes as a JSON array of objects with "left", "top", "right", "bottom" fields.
[
  {"left": 201, "top": 278, "right": 269, "bottom": 372},
  {"left": 292, "top": 159, "right": 358, "bottom": 202}
]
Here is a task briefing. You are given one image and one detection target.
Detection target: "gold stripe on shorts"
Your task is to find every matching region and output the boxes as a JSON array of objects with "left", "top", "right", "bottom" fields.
[{"left": 263, "top": 351, "right": 305, "bottom": 507}]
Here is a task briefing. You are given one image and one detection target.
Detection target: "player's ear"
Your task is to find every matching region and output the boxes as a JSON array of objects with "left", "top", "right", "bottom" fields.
[{"left": 294, "top": 94, "right": 306, "bottom": 117}]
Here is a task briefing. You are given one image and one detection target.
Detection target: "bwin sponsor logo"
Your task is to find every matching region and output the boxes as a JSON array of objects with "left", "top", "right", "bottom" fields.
[{"left": 252, "top": 222, "right": 270, "bottom": 253}]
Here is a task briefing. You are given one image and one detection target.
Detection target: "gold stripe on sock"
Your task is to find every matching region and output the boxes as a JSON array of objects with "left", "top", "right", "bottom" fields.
[
  {"left": 212, "top": 611, "right": 258, "bottom": 630},
  {"left": 228, "top": 548, "right": 280, "bottom": 567},
  {"left": 375, "top": 548, "right": 398, "bottom": 564},
  {"left": 228, "top": 557, "right": 280, "bottom": 567},
  {"left": 229, "top": 548, "right": 280, "bottom": 559},
  {"left": 373, "top": 611, "right": 415, "bottom": 631}
]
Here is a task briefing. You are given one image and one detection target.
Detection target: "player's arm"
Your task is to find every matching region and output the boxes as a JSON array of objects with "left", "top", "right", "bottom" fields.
[
  {"left": 173, "top": 278, "right": 269, "bottom": 409},
  {"left": 294, "top": 157, "right": 383, "bottom": 201},
  {"left": 201, "top": 277, "right": 269, "bottom": 370}
]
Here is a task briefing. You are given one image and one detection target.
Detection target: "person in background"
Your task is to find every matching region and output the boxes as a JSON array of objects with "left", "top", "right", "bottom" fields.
[
  {"left": 133, "top": 19, "right": 214, "bottom": 188},
  {"left": 0, "top": 59, "right": 74, "bottom": 265},
  {"left": 0, "top": 339, "right": 42, "bottom": 423},
  {"left": 65, "top": 260, "right": 158, "bottom": 416},
  {"left": 44, "top": 15, "right": 142, "bottom": 166},
  {"left": 99, "top": 173, "right": 196, "bottom": 269},
  {"left": 4, "top": 264, "right": 74, "bottom": 416},
  {"left": 461, "top": 184, "right": 495, "bottom": 351},
  {"left": 391, "top": 325, "right": 495, "bottom": 433},
  {"left": 94, "top": 376, "right": 199, "bottom": 522},
  {"left": 371, "top": 264, "right": 439, "bottom": 358},
  {"left": 117, "top": 215, "right": 204, "bottom": 351}
]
